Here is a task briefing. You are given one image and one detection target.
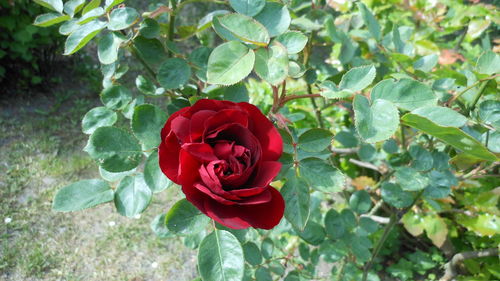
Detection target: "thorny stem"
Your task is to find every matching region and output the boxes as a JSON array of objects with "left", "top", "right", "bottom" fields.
[{"left": 468, "top": 80, "right": 488, "bottom": 115}]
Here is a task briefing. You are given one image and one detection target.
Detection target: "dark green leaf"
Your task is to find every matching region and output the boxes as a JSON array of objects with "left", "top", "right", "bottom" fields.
[
  {"left": 254, "top": 2, "right": 291, "bottom": 37},
  {"left": 298, "top": 128, "right": 332, "bottom": 153},
  {"left": 189, "top": 46, "right": 211, "bottom": 81},
  {"left": 114, "top": 174, "right": 152, "bottom": 217},
  {"left": 281, "top": 176, "right": 310, "bottom": 231},
  {"left": 324, "top": 209, "right": 345, "bottom": 239},
  {"left": 34, "top": 0, "right": 63, "bottom": 13},
  {"left": 353, "top": 95, "right": 399, "bottom": 143},
  {"left": 139, "top": 18, "right": 160, "bottom": 39},
  {"left": 299, "top": 157, "right": 346, "bottom": 193},
  {"left": 294, "top": 220, "right": 326, "bottom": 246},
  {"left": 274, "top": 31, "right": 308, "bottom": 54},
  {"left": 131, "top": 104, "right": 167, "bottom": 149},
  {"left": 165, "top": 199, "right": 210, "bottom": 235},
  {"left": 228, "top": 0, "right": 265, "bottom": 16},
  {"left": 381, "top": 182, "right": 414, "bottom": 208},
  {"left": 412, "top": 106, "right": 467, "bottom": 127},
  {"left": 409, "top": 145, "right": 433, "bottom": 171},
  {"left": 478, "top": 100, "right": 500, "bottom": 130},
  {"left": 255, "top": 267, "right": 272, "bottom": 281},
  {"left": 82, "top": 106, "right": 117, "bottom": 134},
  {"left": 144, "top": 152, "right": 172, "bottom": 193},
  {"left": 84, "top": 126, "right": 142, "bottom": 172},
  {"left": 104, "top": 0, "right": 124, "bottom": 12},
  {"left": 357, "top": 2, "right": 380, "bottom": 40},
  {"left": 100, "top": 85, "right": 132, "bottom": 110},
  {"left": 133, "top": 36, "right": 168, "bottom": 70},
  {"left": 395, "top": 167, "right": 429, "bottom": 191},
  {"left": 150, "top": 213, "right": 173, "bottom": 238},
  {"left": 157, "top": 58, "right": 191, "bottom": 90},
  {"left": 339, "top": 64, "right": 376, "bottom": 92},
  {"left": 97, "top": 32, "right": 124, "bottom": 65},
  {"left": 349, "top": 190, "right": 372, "bottom": 214},
  {"left": 135, "top": 75, "right": 156, "bottom": 95},
  {"left": 261, "top": 238, "right": 273, "bottom": 259},
  {"left": 198, "top": 230, "right": 244, "bottom": 281},
  {"left": 53, "top": 179, "right": 114, "bottom": 211},
  {"left": 242, "top": 242, "right": 262, "bottom": 265}
]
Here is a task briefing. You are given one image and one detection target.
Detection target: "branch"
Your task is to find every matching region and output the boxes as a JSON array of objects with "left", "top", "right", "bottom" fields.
[
  {"left": 360, "top": 214, "right": 391, "bottom": 224},
  {"left": 331, "top": 147, "right": 359, "bottom": 154},
  {"left": 440, "top": 248, "right": 499, "bottom": 281},
  {"left": 349, "top": 159, "right": 382, "bottom": 173}
]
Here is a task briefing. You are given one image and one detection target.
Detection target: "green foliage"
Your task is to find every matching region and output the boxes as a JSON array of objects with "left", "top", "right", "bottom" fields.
[{"left": 35, "top": 0, "right": 500, "bottom": 280}]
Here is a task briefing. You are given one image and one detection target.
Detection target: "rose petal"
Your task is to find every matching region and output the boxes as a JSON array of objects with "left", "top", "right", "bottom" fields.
[
  {"left": 161, "top": 107, "right": 189, "bottom": 140},
  {"left": 158, "top": 132, "right": 181, "bottom": 184},
  {"left": 171, "top": 115, "right": 191, "bottom": 143},
  {"left": 204, "top": 186, "right": 284, "bottom": 229},
  {"left": 248, "top": 161, "right": 282, "bottom": 188},
  {"left": 199, "top": 164, "right": 241, "bottom": 201},
  {"left": 237, "top": 189, "right": 272, "bottom": 205},
  {"left": 194, "top": 183, "right": 237, "bottom": 205},
  {"left": 238, "top": 102, "right": 283, "bottom": 161},
  {"left": 189, "top": 110, "right": 216, "bottom": 142},
  {"left": 205, "top": 109, "right": 249, "bottom": 134},
  {"left": 178, "top": 149, "right": 201, "bottom": 186},
  {"left": 182, "top": 143, "right": 218, "bottom": 162},
  {"left": 189, "top": 99, "right": 235, "bottom": 113}
]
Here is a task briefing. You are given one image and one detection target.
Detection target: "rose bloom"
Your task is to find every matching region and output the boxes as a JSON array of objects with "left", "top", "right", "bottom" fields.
[{"left": 158, "top": 99, "right": 284, "bottom": 229}]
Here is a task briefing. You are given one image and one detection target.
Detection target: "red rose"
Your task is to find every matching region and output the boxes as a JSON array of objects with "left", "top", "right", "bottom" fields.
[{"left": 158, "top": 99, "right": 285, "bottom": 229}]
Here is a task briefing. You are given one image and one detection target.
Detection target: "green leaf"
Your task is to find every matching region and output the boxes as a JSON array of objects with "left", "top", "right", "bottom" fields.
[
  {"left": 81, "top": 0, "right": 100, "bottom": 15},
  {"left": 165, "top": 199, "right": 210, "bottom": 235},
  {"left": 150, "top": 213, "right": 173, "bottom": 238},
  {"left": 254, "top": 41, "right": 288, "bottom": 85},
  {"left": 228, "top": 0, "right": 265, "bottom": 16},
  {"left": 349, "top": 190, "right": 372, "bottom": 214},
  {"left": 402, "top": 211, "right": 425, "bottom": 236},
  {"left": 59, "top": 18, "right": 79, "bottom": 35},
  {"left": 131, "top": 104, "right": 168, "bottom": 149},
  {"left": 381, "top": 182, "right": 414, "bottom": 208},
  {"left": 78, "top": 7, "right": 104, "bottom": 24},
  {"left": 34, "top": 0, "right": 63, "bottom": 13},
  {"left": 274, "top": 31, "right": 308, "bottom": 54},
  {"left": 255, "top": 267, "right": 272, "bottom": 281},
  {"left": 157, "top": 58, "right": 191, "bottom": 90},
  {"left": 242, "top": 242, "right": 262, "bottom": 266},
  {"left": 423, "top": 215, "right": 448, "bottom": 247},
  {"left": 63, "top": 0, "right": 85, "bottom": 17},
  {"left": 353, "top": 95, "right": 399, "bottom": 143},
  {"left": 212, "top": 15, "right": 242, "bottom": 42},
  {"left": 104, "top": 0, "right": 125, "bottom": 12},
  {"left": 144, "top": 152, "right": 172, "bottom": 193},
  {"left": 198, "top": 230, "right": 244, "bottom": 281},
  {"left": 456, "top": 213, "right": 500, "bottom": 236},
  {"left": 294, "top": 220, "right": 326, "bottom": 246},
  {"left": 299, "top": 157, "right": 346, "bottom": 193},
  {"left": 218, "top": 13, "right": 270, "bottom": 46},
  {"left": 97, "top": 32, "right": 124, "bottom": 65},
  {"left": 53, "top": 179, "right": 114, "bottom": 211},
  {"left": 99, "top": 166, "right": 134, "bottom": 182},
  {"left": 409, "top": 145, "right": 434, "bottom": 171},
  {"left": 223, "top": 83, "right": 249, "bottom": 103},
  {"left": 135, "top": 75, "right": 156, "bottom": 95},
  {"left": 261, "top": 238, "right": 274, "bottom": 259},
  {"left": 319, "top": 81, "right": 352, "bottom": 100},
  {"left": 33, "top": 13, "right": 70, "bottom": 27},
  {"left": 133, "top": 36, "right": 168, "bottom": 70},
  {"left": 100, "top": 85, "right": 132, "bottom": 110},
  {"left": 139, "top": 18, "right": 160, "bottom": 39},
  {"left": 371, "top": 78, "right": 437, "bottom": 111},
  {"left": 350, "top": 235, "right": 372, "bottom": 262},
  {"left": 324, "top": 209, "right": 346, "bottom": 239},
  {"left": 82, "top": 106, "right": 117, "bottom": 134},
  {"left": 189, "top": 46, "right": 211, "bottom": 81},
  {"left": 84, "top": 126, "right": 142, "bottom": 172},
  {"left": 64, "top": 19, "right": 107, "bottom": 55},
  {"left": 411, "top": 106, "right": 467, "bottom": 128},
  {"left": 339, "top": 64, "right": 376, "bottom": 92},
  {"left": 357, "top": 2, "right": 380, "bottom": 41},
  {"left": 254, "top": 2, "right": 291, "bottom": 37},
  {"left": 401, "top": 113, "right": 497, "bottom": 161},
  {"left": 284, "top": 271, "right": 303, "bottom": 281},
  {"left": 108, "top": 7, "right": 139, "bottom": 31},
  {"left": 114, "top": 174, "right": 152, "bottom": 217},
  {"left": 207, "top": 41, "right": 255, "bottom": 85},
  {"left": 282, "top": 176, "right": 310, "bottom": 231},
  {"left": 298, "top": 128, "right": 332, "bottom": 153},
  {"left": 288, "top": 61, "right": 306, "bottom": 78},
  {"left": 478, "top": 100, "right": 500, "bottom": 130},
  {"left": 395, "top": 167, "right": 429, "bottom": 191},
  {"left": 476, "top": 50, "right": 500, "bottom": 75},
  {"left": 413, "top": 54, "right": 438, "bottom": 72}
]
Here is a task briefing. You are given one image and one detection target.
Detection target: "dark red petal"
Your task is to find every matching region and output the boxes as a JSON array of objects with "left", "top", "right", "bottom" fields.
[
  {"left": 190, "top": 99, "right": 235, "bottom": 112},
  {"left": 178, "top": 149, "right": 201, "bottom": 186},
  {"left": 199, "top": 164, "right": 241, "bottom": 201},
  {"left": 205, "top": 109, "right": 249, "bottom": 134},
  {"left": 161, "top": 106, "right": 189, "bottom": 140},
  {"left": 237, "top": 102, "right": 283, "bottom": 161},
  {"left": 236, "top": 189, "right": 272, "bottom": 205},
  {"left": 181, "top": 143, "right": 218, "bottom": 162},
  {"left": 194, "top": 183, "right": 237, "bottom": 205},
  {"left": 228, "top": 186, "right": 267, "bottom": 197},
  {"left": 189, "top": 110, "right": 216, "bottom": 142},
  {"left": 203, "top": 186, "right": 284, "bottom": 229},
  {"left": 171, "top": 115, "right": 191, "bottom": 143},
  {"left": 158, "top": 132, "right": 181, "bottom": 184},
  {"left": 248, "top": 161, "right": 282, "bottom": 188}
]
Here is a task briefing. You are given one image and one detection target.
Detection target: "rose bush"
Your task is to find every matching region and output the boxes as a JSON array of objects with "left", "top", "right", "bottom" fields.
[{"left": 159, "top": 99, "right": 284, "bottom": 229}]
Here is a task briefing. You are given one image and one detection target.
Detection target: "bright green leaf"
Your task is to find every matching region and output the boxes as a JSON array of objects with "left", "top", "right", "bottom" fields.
[
  {"left": 144, "top": 152, "right": 172, "bottom": 193},
  {"left": 254, "top": 2, "right": 291, "bottom": 37},
  {"left": 299, "top": 157, "right": 346, "bottom": 193},
  {"left": 165, "top": 199, "right": 210, "bottom": 235},
  {"left": 412, "top": 106, "right": 467, "bottom": 128},
  {"left": 108, "top": 7, "right": 139, "bottom": 31},
  {"left": 78, "top": 7, "right": 104, "bottom": 24},
  {"left": 478, "top": 100, "right": 500, "bottom": 130},
  {"left": 298, "top": 129, "right": 332, "bottom": 153},
  {"left": 207, "top": 41, "right": 255, "bottom": 85},
  {"left": 339, "top": 65, "right": 376, "bottom": 92},
  {"left": 81, "top": 0, "right": 100, "bottom": 15},
  {"left": 349, "top": 190, "right": 372, "bottom": 214},
  {"left": 353, "top": 95, "right": 399, "bottom": 143},
  {"left": 114, "top": 174, "right": 152, "bottom": 217},
  {"left": 64, "top": 19, "right": 107, "bottom": 55},
  {"left": 371, "top": 78, "right": 437, "bottom": 111},
  {"left": 82, "top": 106, "right": 117, "bottom": 134},
  {"left": 254, "top": 41, "right": 288, "bottom": 85},
  {"left": 476, "top": 50, "right": 500, "bottom": 75},
  {"left": 34, "top": 0, "right": 63, "bottom": 13},
  {"left": 99, "top": 166, "right": 135, "bottom": 182},
  {"left": 228, "top": 0, "right": 265, "bottom": 16},
  {"left": 63, "top": 0, "right": 85, "bottom": 17},
  {"left": 381, "top": 182, "right": 414, "bottom": 208},
  {"left": 413, "top": 54, "right": 438, "bottom": 72},
  {"left": 135, "top": 75, "right": 156, "bottom": 95},
  {"left": 357, "top": 2, "right": 380, "bottom": 41},
  {"left": 97, "top": 32, "right": 124, "bottom": 65},
  {"left": 395, "top": 167, "right": 429, "bottom": 191},
  {"left": 100, "top": 85, "right": 132, "bottom": 110},
  {"left": 218, "top": 13, "right": 270, "bottom": 46},
  {"left": 274, "top": 31, "right": 308, "bottom": 54},
  {"left": 33, "top": 13, "right": 70, "bottom": 27}
]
